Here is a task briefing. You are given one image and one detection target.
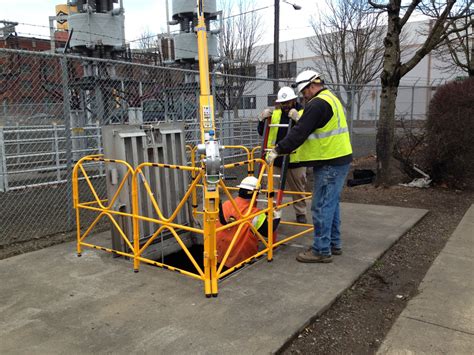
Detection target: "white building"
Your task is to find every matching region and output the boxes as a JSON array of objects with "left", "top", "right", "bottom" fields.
[{"left": 231, "top": 20, "right": 465, "bottom": 121}]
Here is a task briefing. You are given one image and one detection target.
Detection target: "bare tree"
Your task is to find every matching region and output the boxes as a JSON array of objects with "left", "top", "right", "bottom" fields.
[
  {"left": 135, "top": 29, "right": 164, "bottom": 66},
  {"left": 307, "top": 0, "right": 386, "bottom": 119},
  {"left": 368, "top": 0, "right": 472, "bottom": 185},
  {"left": 217, "top": 0, "right": 266, "bottom": 117},
  {"left": 434, "top": 1, "right": 474, "bottom": 77}
]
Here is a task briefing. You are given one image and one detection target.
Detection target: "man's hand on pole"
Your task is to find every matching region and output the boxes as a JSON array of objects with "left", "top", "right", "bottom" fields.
[
  {"left": 288, "top": 108, "right": 300, "bottom": 123},
  {"left": 266, "top": 148, "right": 278, "bottom": 165},
  {"left": 273, "top": 209, "right": 282, "bottom": 219},
  {"left": 259, "top": 108, "right": 273, "bottom": 121}
]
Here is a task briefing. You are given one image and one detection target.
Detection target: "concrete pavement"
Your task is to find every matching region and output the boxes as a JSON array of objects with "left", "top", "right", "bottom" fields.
[
  {"left": 0, "top": 203, "right": 427, "bottom": 354},
  {"left": 378, "top": 204, "right": 474, "bottom": 355}
]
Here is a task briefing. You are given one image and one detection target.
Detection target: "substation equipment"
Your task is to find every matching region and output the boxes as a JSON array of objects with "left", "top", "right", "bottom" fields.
[{"left": 73, "top": 0, "right": 313, "bottom": 297}]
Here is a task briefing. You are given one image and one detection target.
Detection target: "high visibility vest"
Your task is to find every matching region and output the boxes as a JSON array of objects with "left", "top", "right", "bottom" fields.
[
  {"left": 267, "top": 108, "right": 304, "bottom": 163},
  {"left": 216, "top": 197, "right": 266, "bottom": 268},
  {"left": 293, "top": 90, "right": 352, "bottom": 162}
]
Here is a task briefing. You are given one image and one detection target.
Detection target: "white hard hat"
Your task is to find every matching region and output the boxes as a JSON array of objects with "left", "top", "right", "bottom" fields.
[
  {"left": 236, "top": 176, "right": 259, "bottom": 191},
  {"left": 275, "top": 86, "right": 298, "bottom": 103},
  {"left": 294, "top": 70, "right": 322, "bottom": 93}
]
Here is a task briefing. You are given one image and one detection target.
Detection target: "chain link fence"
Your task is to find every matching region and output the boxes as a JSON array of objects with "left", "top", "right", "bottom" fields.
[{"left": 0, "top": 48, "right": 436, "bottom": 248}]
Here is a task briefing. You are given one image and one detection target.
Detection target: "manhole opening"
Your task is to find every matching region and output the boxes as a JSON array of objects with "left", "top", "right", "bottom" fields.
[
  {"left": 156, "top": 244, "right": 204, "bottom": 273},
  {"left": 153, "top": 243, "right": 261, "bottom": 277}
]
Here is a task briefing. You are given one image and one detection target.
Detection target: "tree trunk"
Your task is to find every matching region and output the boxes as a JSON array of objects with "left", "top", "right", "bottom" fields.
[
  {"left": 469, "top": 37, "right": 474, "bottom": 77},
  {"left": 376, "top": 6, "right": 402, "bottom": 186},
  {"left": 376, "top": 84, "right": 398, "bottom": 184}
]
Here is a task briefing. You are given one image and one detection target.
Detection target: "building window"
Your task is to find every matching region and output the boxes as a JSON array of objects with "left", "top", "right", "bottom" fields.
[
  {"left": 238, "top": 95, "right": 256, "bottom": 110},
  {"left": 267, "top": 94, "right": 277, "bottom": 106},
  {"left": 267, "top": 61, "right": 297, "bottom": 79},
  {"left": 228, "top": 65, "right": 256, "bottom": 78}
]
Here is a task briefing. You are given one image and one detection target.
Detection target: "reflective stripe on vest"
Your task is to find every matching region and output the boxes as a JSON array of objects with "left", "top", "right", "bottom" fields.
[{"left": 308, "top": 127, "right": 349, "bottom": 139}]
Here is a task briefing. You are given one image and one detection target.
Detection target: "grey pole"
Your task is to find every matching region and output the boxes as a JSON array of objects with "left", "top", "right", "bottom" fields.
[
  {"left": 60, "top": 56, "right": 74, "bottom": 230},
  {"left": 273, "top": 0, "right": 280, "bottom": 96}
]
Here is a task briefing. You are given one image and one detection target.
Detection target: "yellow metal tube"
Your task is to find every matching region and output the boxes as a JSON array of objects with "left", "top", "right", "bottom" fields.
[
  {"left": 267, "top": 163, "right": 274, "bottom": 261},
  {"left": 273, "top": 226, "right": 314, "bottom": 248},
  {"left": 218, "top": 247, "right": 270, "bottom": 278},
  {"left": 80, "top": 242, "right": 135, "bottom": 259},
  {"left": 216, "top": 222, "right": 245, "bottom": 275},
  {"left": 196, "top": 0, "right": 216, "bottom": 142},
  {"left": 189, "top": 146, "right": 199, "bottom": 218}
]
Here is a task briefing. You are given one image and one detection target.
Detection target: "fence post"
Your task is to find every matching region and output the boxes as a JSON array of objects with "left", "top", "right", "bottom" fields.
[
  {"left": 96, "top": 121, "right": 103, "bottom": 176},
  {"left": 60, "top": 55, "right": 74, "bottom": 230},
  {"left": 0, "top": 127, "right": 8, "bottom": 192},
  {"left": 375, "top": 86, "right": 379, "bottom": 129},
  {"left": 16, "top": 122, "right": 20, "bottom": 165},
  {"left": 349, "top": 86, "right": 356, "bottom": 140},
  {"left": 53, "top": 123, "right": 61, "bottom": 182},
  {"left": 410, "top": 84, "right": 416, "bottom": 121}
]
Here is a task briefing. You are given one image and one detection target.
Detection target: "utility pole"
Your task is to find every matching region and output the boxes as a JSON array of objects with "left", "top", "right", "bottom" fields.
[
  {"left": 273, "top": 0, "right": 280, "bottom": 95},
  {"left": 272, "top": 0, "right": 301, "bottom": 96}
]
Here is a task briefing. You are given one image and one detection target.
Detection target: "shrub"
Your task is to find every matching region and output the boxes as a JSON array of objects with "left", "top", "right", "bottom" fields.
[{"left": 426, "top": 78, "right": 474, "bottom": 188}]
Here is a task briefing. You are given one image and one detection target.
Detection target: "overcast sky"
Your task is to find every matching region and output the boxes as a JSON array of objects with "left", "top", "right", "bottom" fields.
[{"left": 0, "top": 0, "right": 321, "bottom": 45}]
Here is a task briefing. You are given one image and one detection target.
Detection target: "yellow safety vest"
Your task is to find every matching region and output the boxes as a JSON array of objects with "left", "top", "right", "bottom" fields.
[
  {"left": 293, "top": 90, "right": 352, "bottom": 162},
  {"left": 267, "top": 108, "right": 304, "bottom": 163}
]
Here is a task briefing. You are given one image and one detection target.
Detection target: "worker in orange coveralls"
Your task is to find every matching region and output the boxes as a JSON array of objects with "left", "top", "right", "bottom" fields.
[{"left": 217, "top": 176, "right": 281, "bottom": 268}]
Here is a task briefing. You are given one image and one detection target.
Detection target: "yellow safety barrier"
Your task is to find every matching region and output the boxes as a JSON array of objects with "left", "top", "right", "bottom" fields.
[
  {"left": 73, "top": 151, "right": 314, "bottom": 297},
  {"left": 73, "top": 155, "right": 135, "bottom": 259}
]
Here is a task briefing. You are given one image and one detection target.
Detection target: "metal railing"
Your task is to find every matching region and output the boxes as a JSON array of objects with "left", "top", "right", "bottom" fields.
[{"left": 74, "top": 154, "right": 313, "bottom": 296}]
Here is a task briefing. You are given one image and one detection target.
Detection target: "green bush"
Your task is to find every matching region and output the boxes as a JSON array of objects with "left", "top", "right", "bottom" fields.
[{"left": 426, "top": 78, "right": 474, "bottom": 188}]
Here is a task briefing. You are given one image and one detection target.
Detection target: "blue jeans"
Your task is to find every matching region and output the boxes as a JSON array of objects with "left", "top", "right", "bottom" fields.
[{"left": 311, "top": 164, "right": 350, "bottom": 256}]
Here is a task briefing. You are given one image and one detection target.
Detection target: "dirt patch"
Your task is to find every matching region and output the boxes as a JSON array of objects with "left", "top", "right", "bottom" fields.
[{"left": 279, "top": 157, "right": 474, "bottom": 354}]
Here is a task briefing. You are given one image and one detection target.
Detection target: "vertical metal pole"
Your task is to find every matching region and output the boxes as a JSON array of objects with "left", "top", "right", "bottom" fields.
[
  {"left": 60, "top": 56, "right": 74, "bottom": 230},
  {"left": 196, "top": 0, "right": 216, "bottom": 142},
  {"left": 273, "top": 0, "right": 280, "bottom": 95},
  {"left": 53, "top": 123, "right": 61, "bottom": 181},
  {"left": 165, "top": 0, "right": 171, "bottom": 35},
  {"left": 72, "top": 161, "right": 82, "bottom": 256},
  {"left": 375, "top": 86, "right": 379, "bottom": 129},
  {"left": 181, "top": 92, "right": 184, "bottom": 121},
  {"left": 267, "top": 163, "right": 274, "bottom": 261},
  {"left": 96, "top": 121, "right": 103, "bottom": 176},
  {"left": 350, "top": 86, "right": 356, "bottom": 141},
  {"left": 410, "top": 84, "right": 415, "bottom": 121},
  {"left": 132, "top": 166, "right": 140, "bottom": 272},
  {"left": 356, "top": 87, "right": 361, "bottom": 121},
  {"left": 49, "top": 17, "right": 56, "bottom": 53},
  {"left": 196, "top": 0, "right": 220, "bottom": 296},
  {"left": 16, "top": 122, "right": 20, "bottom": 165},
  {"left": 121, "top": 80, "right": 126, "bottom": 114},
  {"left": 0, "top": 127, "right": 8, "bottom": 192}
]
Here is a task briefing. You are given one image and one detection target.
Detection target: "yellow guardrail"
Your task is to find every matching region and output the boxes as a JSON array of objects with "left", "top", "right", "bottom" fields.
[{"left": 73, "top": 151, "right": 313, "bottom": 297}]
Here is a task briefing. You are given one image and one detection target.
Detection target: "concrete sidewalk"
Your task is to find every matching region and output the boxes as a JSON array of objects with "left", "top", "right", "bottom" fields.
[
  {"left": 378, "top": 204, "right": 474, "bottom": 354},
  {"left": 0, "top": 203, "right": 427, "bottom": 354}
]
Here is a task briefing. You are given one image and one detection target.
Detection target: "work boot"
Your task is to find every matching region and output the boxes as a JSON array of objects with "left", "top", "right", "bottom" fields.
[
  {"left": 296, "top": 215, "right": 307, "bottom": 224},
  {"left": 331, "top": 247, "right": 343, "bottom": 255},
  {"left": 296, "top": 248, "right": 333, "bottom": 263}
]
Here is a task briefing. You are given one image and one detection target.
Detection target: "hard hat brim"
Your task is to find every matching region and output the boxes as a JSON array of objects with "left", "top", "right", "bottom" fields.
[
  {"left": 275, "top": 96, "right": 297, "bottom": 103},
  {"left": 236, "top": 184, "right": 256, "bottom": 190}
]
